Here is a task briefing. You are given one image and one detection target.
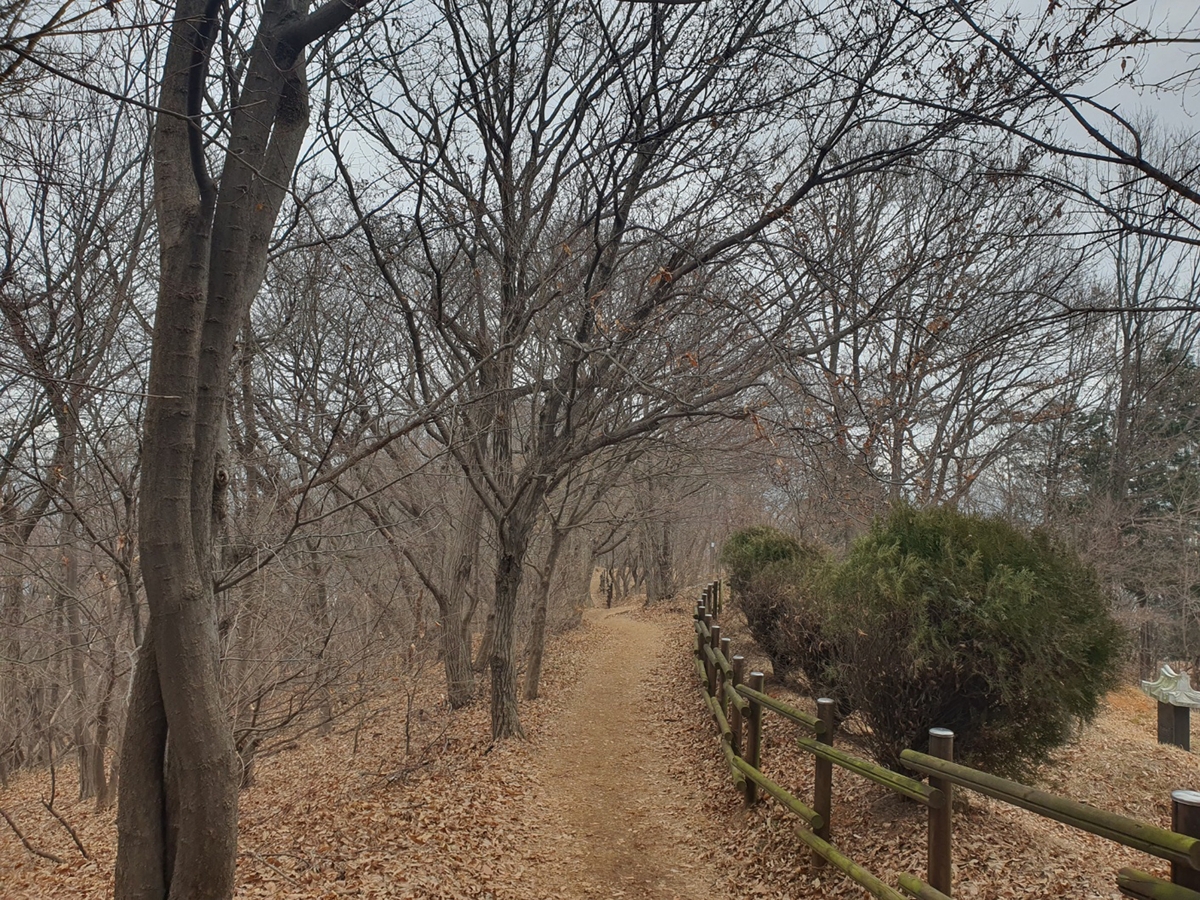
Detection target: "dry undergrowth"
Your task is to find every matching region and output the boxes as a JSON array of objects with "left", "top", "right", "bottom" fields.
[
  {"left": 1, "top": 596, "right": 1197, "bottom": 900},
  {"left": 1, "top": 622, "right": 599, "bottom": 899},
  {"left": 703, "top": 604, "right": 1200, "bottom": 900}
]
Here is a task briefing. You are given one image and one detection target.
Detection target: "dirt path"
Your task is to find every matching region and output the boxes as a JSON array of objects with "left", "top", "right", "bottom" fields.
[{"left": 523, "top": 607, "right": 721, "bottom": 899}]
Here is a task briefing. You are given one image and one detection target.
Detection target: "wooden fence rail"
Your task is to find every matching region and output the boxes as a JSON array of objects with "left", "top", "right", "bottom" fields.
[{"left": 690, "top": 582, "right": 1200, "bottom": 900}]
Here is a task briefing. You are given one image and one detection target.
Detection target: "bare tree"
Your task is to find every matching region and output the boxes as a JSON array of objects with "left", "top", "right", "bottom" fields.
[
  {"left": 255, "top": 238, "right": 485, "bottom": 707},
  {"left": 114, "top": 0, "right": 371, "bottom": 893},
  {"left": 1051, "top": 134, "right": 1200, "bottom": 674},
  {"left": 0, "top": 34, "right": 153, "bottom": 797},
  {"left": 760, "top": 141, "right": 1092, "bottom": 533},
  {"left": 0, "top": 0, "right": 1187, "bottom": 893},
  {"left": 330, "top": 0, "right": 810, "bottom": 737},
  {"left": 328, "top": 0, "right": 1155, "bottom": 736},
  {"left": 940, "top": 0, "right": 1200, "bottom": 241},
  {"left": 0, "top": 0, "right": 90, "bottom": 93}
]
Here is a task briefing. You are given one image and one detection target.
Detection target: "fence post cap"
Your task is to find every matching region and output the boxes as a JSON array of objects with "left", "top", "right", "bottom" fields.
[
  {"left": 1172, "top": 790, "right": 1200, "bottom": 806},
  {"left": 929, "top": 727, "right": 955, "bottom": 738},
  {"left": 816, "top": 697, "right": 835, "bottom": 706},
  {"left": 732, "top": 654, "right": 745, "bottom": 662}
]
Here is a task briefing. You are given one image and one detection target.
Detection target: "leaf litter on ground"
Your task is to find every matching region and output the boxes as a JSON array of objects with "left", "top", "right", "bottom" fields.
[{"left": 1, "top": 595, "right": 1198, "bottom": 900}]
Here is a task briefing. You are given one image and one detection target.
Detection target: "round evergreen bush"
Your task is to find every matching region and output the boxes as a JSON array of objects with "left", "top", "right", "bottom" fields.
[
  {"left": 719, "top": 526, "right": 838, "bottom": 694},
  {"left": 826, "top": 504, "right": 1124, "bottom": 779},
  {"left": 721, "top": 525, "right": 806, "bottom": 587}
]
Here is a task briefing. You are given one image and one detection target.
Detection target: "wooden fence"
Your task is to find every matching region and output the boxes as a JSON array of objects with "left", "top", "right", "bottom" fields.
[{"left": 692, "top": 582, "right": 1200, "bottom": 900}]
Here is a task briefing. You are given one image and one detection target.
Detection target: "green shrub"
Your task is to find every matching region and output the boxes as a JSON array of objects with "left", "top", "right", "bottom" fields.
[
  {"left": 826, "top": 504, "right": 1123, "bottom": 779},
  {"left": 721, "top": 525, "right": 806, "bottom": 590},
  {"left": 719, "top": 527, "right": 837, "bottom": 694}
]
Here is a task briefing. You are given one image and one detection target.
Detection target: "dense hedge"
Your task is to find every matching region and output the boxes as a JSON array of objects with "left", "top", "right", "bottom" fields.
[
  {"left": 720, "top": 506, "right": 1124, "bottom": 779},
  {"left": 719, "top": 526, "right": 839, "bottom": 698}
]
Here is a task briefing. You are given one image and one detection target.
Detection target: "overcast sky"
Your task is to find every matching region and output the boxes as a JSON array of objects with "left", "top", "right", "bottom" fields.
[{"left": 1092, "top": 0, "right": 1199, "bottom": 128}]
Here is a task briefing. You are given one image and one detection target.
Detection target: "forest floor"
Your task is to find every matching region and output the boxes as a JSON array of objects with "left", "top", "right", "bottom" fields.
[{"left": 2, "top": 597, "right": 1199, "bottom": 899}]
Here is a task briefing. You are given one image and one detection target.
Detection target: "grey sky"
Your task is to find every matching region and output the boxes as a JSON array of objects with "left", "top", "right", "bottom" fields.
[{"left": 1089, "top": 0, "right": 1199, "bottom": 127}]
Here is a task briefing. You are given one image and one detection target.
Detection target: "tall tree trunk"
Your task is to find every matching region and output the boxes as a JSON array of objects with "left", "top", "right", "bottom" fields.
[
  {"left": 66, "top": 581, "right": 101, "bottom": 800},
  {"left": 306, "top": 540, "right": 334, "bottom": 734},
  {"left": 230, "top": 578, "right": 260, "bottom": 789},
  {"left": 1111, "top": 317, "right": 1139, "bottom": 504},
  {"left": 487, "top": 432, "right": 539, "bottom": 737},
  {"left": 62, "top": 484, "right": 104, "bottom": 801},
  {"left": 473, "top": 608, "right": 495, "bottom": 674},
  {"left": 443, "top": 615, "right": 475, "bottom": 706},
  {"left": 92, "top": 631, "right": 121, "bottom": 810},
  {"left": 115, "top": 635, "right": 168, "bottom": 900},
  {"left": 114, "top": 0, "right": 366, "bottom": 893},
  {"left": 490, "top": 521, "right": 531, "bottom": 739},
  {"left": 643, "top": 519, "right": 674, "bottom": 605},
  {"left": 523, "top": 525, "right": 565, "bottom": 701},
  {"left": 441, "top": 485, "right": 483, "bottom": 706},
  {"left": 0, "top": 530, "right": 25, "bottom": 780}
]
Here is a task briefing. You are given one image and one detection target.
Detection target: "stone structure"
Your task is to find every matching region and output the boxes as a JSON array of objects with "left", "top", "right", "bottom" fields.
[{"left": 1141, "top": 665, "right": 1200, "bottom": 750}]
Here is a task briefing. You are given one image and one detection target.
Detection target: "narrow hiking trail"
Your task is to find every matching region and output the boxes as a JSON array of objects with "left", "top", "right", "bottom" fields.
[
  {"left": 0, "top": 599, "right": 736, "bottom": 900},
  {"left": 520, "top": 607, "right": 723, "bottom": 899}
]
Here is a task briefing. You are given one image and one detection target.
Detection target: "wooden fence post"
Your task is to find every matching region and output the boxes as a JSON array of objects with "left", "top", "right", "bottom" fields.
[
  {"left": 730, "top": 654, "right": 745, "bottom": 756},
  {"left": 813, "top": 697, "right": 836, "bottom": 865},
  {"left": 744, "top": 671, "right": 765, "bottom": 806},
  {"left": 720, "top": 636, "right": 732, "bottom": 715},
  {"left": 928, "top": 728, "right": 955, "bottom": 897},
  {"left": 1172, "top": 790, "right": 1200, "bottom": 890},
  {"left": 703, "top": 614, "right": 715, "bottom": 696},
  {"left": 710, "top": 624, "right": 723, "bottom": 706}
]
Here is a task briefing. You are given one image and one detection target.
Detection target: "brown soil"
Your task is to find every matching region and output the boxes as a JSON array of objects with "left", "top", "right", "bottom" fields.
[{"left": 519, "top": 607, "right": 720, "bottom": 899}]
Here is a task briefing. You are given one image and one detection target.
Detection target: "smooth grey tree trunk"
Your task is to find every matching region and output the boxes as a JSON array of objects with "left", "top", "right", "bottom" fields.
[{"left": 114, "top": 0, "right": 366, "bottom": 895}]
